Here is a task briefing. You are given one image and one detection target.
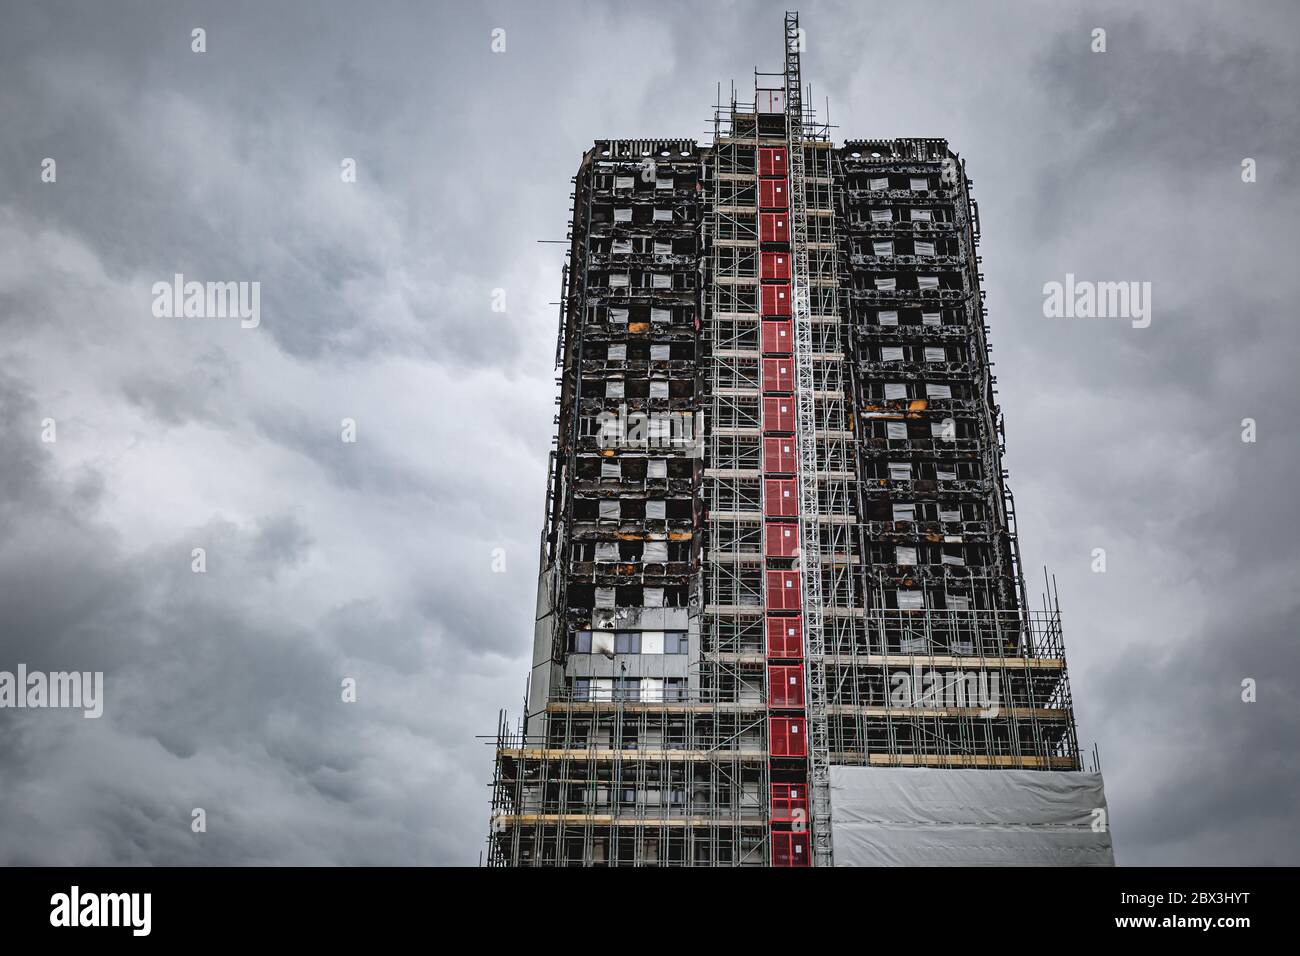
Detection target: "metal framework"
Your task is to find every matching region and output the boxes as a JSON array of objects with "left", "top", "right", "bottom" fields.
[
  {"left": 486, "top": 11, "right": 1086, "bottom": 868},
  {"left": 782, "top": 8, "right": 834, "bottom": 868}
]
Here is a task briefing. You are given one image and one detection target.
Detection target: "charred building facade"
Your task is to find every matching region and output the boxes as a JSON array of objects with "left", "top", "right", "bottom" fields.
[{"left": 487, "top": 13, "right": 1108, "bottom": 868}]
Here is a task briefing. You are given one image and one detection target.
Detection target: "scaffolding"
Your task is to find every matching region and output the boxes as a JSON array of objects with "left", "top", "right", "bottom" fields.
[{"left": 487, "top": 12, "right": 1085, "bottom": 868}]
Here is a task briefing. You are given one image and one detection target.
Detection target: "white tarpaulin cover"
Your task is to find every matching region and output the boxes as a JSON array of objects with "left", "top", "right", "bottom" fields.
[{"left": 830, "top": 766, "right": 1114, "bottom": 866}]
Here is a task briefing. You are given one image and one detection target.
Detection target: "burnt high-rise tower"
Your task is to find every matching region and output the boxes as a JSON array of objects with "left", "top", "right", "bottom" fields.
[{"left": 487, "top": 12, "right": 1113, "bottom": 868}]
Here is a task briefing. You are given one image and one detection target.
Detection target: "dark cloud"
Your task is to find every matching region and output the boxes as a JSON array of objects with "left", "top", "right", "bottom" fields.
[{"left": 0, "top": 0, "right": 1297, "bottom": 865}]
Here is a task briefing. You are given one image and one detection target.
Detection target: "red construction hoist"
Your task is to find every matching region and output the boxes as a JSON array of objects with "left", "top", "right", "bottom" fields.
[{"left": 758, "top": 135, "right": 811, "bottom": 868}]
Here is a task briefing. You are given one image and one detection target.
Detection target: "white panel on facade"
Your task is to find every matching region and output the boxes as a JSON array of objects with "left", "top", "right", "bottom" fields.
[
  {"left": 888, "top": 462, "right": 911, "bottom": 480},
  {"left": 608, "top": 343, "right": 627, "bottom": 360},
  {"left": 595, "top": 542, "right": 620, "bottom": 561},
  {"left": 877, "top": 310, "right": 899, "bottom": 326},
  {"left": 643, "top": 541, "right": 668, "bottom": 563},
  {"left": 941, "top": 552, "right": 965, "bottom": 566},
  {"left": 654, "top": 240, "right": 672, "bottom": 254},
  {"left": 939, "top": 509, "right": 961, "bottom": 522},
  {"left": 614, "top": 176, "right": 635, "bottom": 191},
  {"left": 611, "top": 239, "right": 633, "bottom": 254},
  {"left": 655, "top": 177, "right": 674, "bottom": 191},
  {"left": 642, "top": 678, "right": 665, "bottom": 701},
  {"left": 926, "top": 383, "right": 952, "bottom": 399},
  {"left": 614, "top": 207, "right": 633, "bottom": 222},
  {"left": 925, "top": 347, "right": 946, "bottom": 363},
  {"left": 649, "top": 379, "right": 669, "bottom": 398},
  {"left": 643, "top": 587, "right": 664, "bottom": 607},
  {"left": 601, "top": 460, "right": 621, "bottom": 478},
  {"left": 645, "top": 499, "right": 667, "bottom": 520},
  {"left": 651, "top": 307, "right": 672, "bottom": 324},
  {"left": 914, "top": 241, "right": 936, "bottom": 256},
  {"left": 870, "top": 208, "right": 893, "bottom": 222},
  {"left": 921, "top": 311, "right": 941, "bottom": 326},
  {"left": 609, "top": 273, "right": 630, "bottom": 288},
  {"left": 757, "top": 89, "right": 786, "bottom": 113},
  {"left": 606, "top": 380, "right": 624, "bottom": 398},
  {"left": 873, "top": 240, "right": 894, "bottom": 256},
  {"left": 641, "top": 631, "right": 665, "bottom": 655},
  {"left": 595, "top": 588, "right": 616, "bottom": 608},
  {"left": 608, "top": 307, "right": 629, "bottom": 325},
  {"left": 651, "top": 344, "right": 670, "bottom": 361},
  {"left": 886, "top": 421, "right": 908, "bottom": 440},
  {"left": 896, "top": 546, "right": 917, "bottom": 566},
  {"left": 599, "top": 500, "right": 620, "bottom": 521},
  {"left": 884, "top": 383, "right": 908, "bottom": 400},
  {"left": 936, "top": 469, "right": 957, "bottom": 482},
  {"left": 647, "top": 458, "right": 668, "bottom": 478},
  {"left": 653, "top": 207, "right": 673, "bottom": 221},
  {"left": 910, "top": 177, "right": 929, "bottom": 191},
  {"left": 592, "top": 677, "right": 614, "bottom": 700},
  {"left": 592, "top": 632, "right": 615, "bottom": 656},
  {"left": 917, "top": 275, "right": 939, "bottom": 290},
  {"left": 892, "top": 503, "right": 915, "bottom": 522},
  {"left": 875, "top": 277, "right": 897, "bottom": 291},
  {"left": 652, "top": 273, "right": 672, "bottom": 289},
  {"left": 881, "top": 346, "right": 905, "bottom": 362},
  {"left": 896, "top": 589, "right": 924, "bottom": 610},
  {"left": 869, "top": 177, "right": 890, "bottom": 191},
  {"left": 830, "top": 767, "right": 1115, "bottom": 867}
]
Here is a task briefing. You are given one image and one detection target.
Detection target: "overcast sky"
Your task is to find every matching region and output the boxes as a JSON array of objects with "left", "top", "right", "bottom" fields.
[{"left": 1, "top": 0, "right": 1297, "bottom": 866}]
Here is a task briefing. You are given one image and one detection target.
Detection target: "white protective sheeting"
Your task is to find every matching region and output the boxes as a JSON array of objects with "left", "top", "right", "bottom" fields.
[{"left": 830, "top": 766, "right": 1114, "bottom": 866}]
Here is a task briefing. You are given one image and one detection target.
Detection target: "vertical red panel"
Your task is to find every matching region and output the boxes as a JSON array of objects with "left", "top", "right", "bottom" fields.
[
  {"left": 761, "top": 358, "right": 793, "bottom": 393},
  {"left": 763, "top": 478, "right": 797, "bottom": 517},
  {"left": 766, "top": 614, "right": 802, "bottom": 657},
  {"left": 769, "top": 716, "right": 807, "bottom": 757},
  {"left": 759, "top": 178, "right": 788, "bottom": 210},
  {"left": 760, "top": 213, "right": 790, "bottom": 244},
  {"left": 761, "top": 284, "right": 792, "bottom": 316},
  {"left": 758, "top": 147, "right": 788, "bottom": 177},
  {"left": 762, "top": 437, "right": 796, "bottom": 475},
  {"left": 761, "top": 251, "right": 791, "bottom": 281},
  {"left": 770, "top": 783, "right": 810, "bottom": 823},
  {"left": 762, "top": 398, "right": 795, "bottom": 435},
  {"left": 771, "top": 831, "right": 811, "bottom": 867},
  {"left": 765, "top": 570, "right": 802, "bottom": 610},
  {"left": 769, "top": 665, "right": 806, "bottom": 708},
  {"left": 764, "top": 522, "right": 799, "bottom": 558},
  {"left": 760, "top": 319, "right": 792, "bottom": 355}
]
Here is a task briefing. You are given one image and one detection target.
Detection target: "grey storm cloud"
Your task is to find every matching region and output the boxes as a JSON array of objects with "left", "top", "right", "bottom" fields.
[{"left": 1, "top": 0, "right": 1297, "bottom": 865}]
